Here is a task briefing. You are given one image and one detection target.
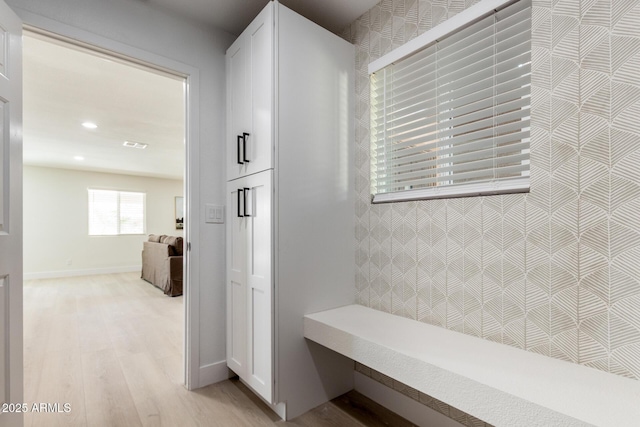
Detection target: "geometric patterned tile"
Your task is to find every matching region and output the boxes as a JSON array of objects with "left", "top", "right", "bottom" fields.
[
  {"left": 417, "top": 201, "right": 433, "bottom": 325},
  {"left": 447, "top": 199, "right": 465, "bottom": 333},
  {"left": 463, "top": 198, "right": 483, "bottom": 338},
  {"left": 350, "top": 0, "right": 640, "bottom": 423},
  {"left": 482, "top": 196, "right": 504, "bottom": 344},
  {"left": 431, "top": 199, "right": 448, "bottom": 328},
  {"left": 503, "top": 195, "right": 526, "bottom": 349},
  {"left": 391, "top": 202, "right": 417, "bottom": 319}
]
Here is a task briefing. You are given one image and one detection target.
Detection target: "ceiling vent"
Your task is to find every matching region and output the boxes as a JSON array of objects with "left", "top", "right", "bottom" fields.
[{"left": 123, "top": 141, "right": 148, "bottom": 149}]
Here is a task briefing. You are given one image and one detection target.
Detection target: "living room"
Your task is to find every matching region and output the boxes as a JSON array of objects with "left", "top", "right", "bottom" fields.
[
  {"left": 22, "top": 33, "right": 185, "bottom": 280},
  {"left": 20, "top": 32, "right": 188, "bottom": 426}
]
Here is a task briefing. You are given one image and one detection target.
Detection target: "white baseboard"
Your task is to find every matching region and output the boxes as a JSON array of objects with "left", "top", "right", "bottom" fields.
[
  {"left": 24, "top": 265, "right": 142, "bottom": 280},
  {"left": 199, "top": 360, "right": 230, "bottom": 386},
  {"left": 354, "top": 372, "right": 464, "bottom": 427}
]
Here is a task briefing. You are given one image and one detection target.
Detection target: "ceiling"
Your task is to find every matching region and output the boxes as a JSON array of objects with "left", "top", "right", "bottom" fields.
[
  {"left": 149, "top": 0, "right": 379, "bottom": 36},
  {"left": 23, "top": 0, "right": 379, "bottom": 180},
  {"left": 23, "top": 33, "right": 186, "bottom": 180}
]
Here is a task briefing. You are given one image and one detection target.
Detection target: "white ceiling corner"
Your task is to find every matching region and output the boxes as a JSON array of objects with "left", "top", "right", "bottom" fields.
[{"left": 148, "top": 0, "right": 380, "bottom": 35}]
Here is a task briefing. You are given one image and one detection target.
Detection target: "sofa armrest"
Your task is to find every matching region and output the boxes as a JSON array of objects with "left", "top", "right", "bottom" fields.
[
  {"left": 142, "top": 241, "right": 171, "bottom": 284},
  {"left": 168, "top": 256, "right": 183, "bottom": 281},
  {"left": 166, "top": 256, "right": 184, "bottom": 297}
]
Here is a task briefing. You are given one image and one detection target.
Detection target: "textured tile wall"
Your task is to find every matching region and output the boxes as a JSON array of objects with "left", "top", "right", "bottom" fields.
[{"left": 342, "top": 0, "right": 640, "bottom": 389}]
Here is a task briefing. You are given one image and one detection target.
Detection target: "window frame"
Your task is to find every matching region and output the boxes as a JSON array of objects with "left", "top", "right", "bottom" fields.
[
  {"left": 87, "top": 188, "right": 147, "bottom": 236},
  {"left": 369, "top": 0, "right": 531, "bottom": 204}
]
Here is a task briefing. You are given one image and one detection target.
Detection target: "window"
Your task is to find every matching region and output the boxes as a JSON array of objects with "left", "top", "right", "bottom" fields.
[
  {"left": 370, "top": 0, "right": 531, "bottom": 203},
  {"left": 88, "top": 189, "right": 146, "bottom": 235}
]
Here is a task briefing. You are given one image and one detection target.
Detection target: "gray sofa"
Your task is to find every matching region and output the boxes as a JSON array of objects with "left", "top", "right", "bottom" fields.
[{"left": 141, "top": 234, "right": 183, "bottom": 296}]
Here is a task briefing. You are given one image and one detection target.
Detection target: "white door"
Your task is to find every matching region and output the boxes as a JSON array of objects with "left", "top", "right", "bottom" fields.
[
  {"left": 226, "top": 181, "right": 247, "bottom": 377},
  {"left": 226, "top": 171, "right": 273, "bottom": 403},
  {"left": 245, "top": 4, "right": 273, "bottom": 177},
  {"left": 0, "top": 2, "right": 22, "bottom": 427},
  {"left": 245, "top": 170, "right": 272, "bottom": 402},
  {"left": 226, "top": 35, "right": 248, "bottom": 181},
  {"left": 225, "top": 2, "right": 273, "bottom": 182}
]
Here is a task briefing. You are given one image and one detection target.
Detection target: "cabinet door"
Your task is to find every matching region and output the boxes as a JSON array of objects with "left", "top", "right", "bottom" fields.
[
  {"left": 226, "top": 182, "right": 247, "bottom": 377},
  {"left": 245, "top": 4, "right": 273, "bottom": 177},
  {"left": 226, "top": 3, "right": 273, "bottom": 181},
  {"left": 226, "top": 172, "right": 273, "bottom": 403},
  {"left": 226, "top": 36, "right": 249, "bottom": 181},
  {"left": 244, "top": 171, "right": 273, "bottom": 402}
]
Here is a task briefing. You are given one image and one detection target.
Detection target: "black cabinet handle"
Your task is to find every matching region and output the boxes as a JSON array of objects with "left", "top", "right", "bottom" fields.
[
  {"left": 243, "top": 187, "right": 250, "bottom": 217},
  {"left": 237, "top": 135, "right": 244, "bottom": 165},
  {"left": 237, "top": 188, "right": 243, "bottom": 217},
  {"left": 243, "top": 133, "right": 250, "bottom": 163}
]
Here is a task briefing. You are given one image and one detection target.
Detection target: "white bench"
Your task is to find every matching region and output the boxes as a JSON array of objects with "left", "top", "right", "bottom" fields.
[{"left": 304, "top": 304, "right": 640, "bottom": 427}]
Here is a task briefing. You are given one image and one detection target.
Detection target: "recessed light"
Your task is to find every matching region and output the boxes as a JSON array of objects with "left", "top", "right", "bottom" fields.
[
  {"left": 82, "top": 122, "right": 98, "bottom": 129},
  {"left": 123, "top": 141, "right": 148, "bottom": 149},
  {"left": 74, "top": 156, "right": 85, "bottom": 161}
]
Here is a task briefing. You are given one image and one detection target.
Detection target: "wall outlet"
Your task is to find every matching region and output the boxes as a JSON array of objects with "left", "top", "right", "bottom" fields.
[{"left": 66, "top": 259, "right": 72, "bottom": 266}]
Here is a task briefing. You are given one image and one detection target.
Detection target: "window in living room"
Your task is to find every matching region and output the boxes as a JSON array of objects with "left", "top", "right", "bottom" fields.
[{"left": 88, "top": 188, "right": 146, "bottom": 235}]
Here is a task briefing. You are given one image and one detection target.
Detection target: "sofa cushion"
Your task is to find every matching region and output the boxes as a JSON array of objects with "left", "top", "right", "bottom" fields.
[
  {"left": 148, "top": 234, "right": 166, "bottom": 243},
  {"left": 161, "top": 236, "right": 183, "bottom": 256}
]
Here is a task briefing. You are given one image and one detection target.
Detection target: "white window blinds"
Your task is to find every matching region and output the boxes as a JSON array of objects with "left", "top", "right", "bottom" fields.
[
  {"left": 88, "top": 189, "right": 145, "bottom": 235},
  {"left": 370, "top": 0, "right": 531, "bottom": 203}
]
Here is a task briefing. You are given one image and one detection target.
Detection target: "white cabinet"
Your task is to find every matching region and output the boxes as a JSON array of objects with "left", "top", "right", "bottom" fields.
[
  {"left": 226, "top": 171, "right": 273, "bottom": 402},
  {"left": 226, "top": 4, "right": 273, "bottom": 181},
  {"left": 226, "top": 1, "right": 355, "bottom": 420}
]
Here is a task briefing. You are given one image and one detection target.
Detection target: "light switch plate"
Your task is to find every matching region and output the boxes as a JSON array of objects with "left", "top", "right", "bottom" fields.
[{"left": 205, "top": 204, "right": 224, "bottom": 224}]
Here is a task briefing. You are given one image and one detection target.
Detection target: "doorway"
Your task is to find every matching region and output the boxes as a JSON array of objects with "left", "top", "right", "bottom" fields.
[{"left": 21, "top": 29, "right": 190, "bottom": 422}]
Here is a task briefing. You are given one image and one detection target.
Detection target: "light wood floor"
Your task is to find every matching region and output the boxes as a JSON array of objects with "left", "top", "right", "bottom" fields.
[{"left": 24, "top": 272, "right": 413, "bottom": 427}]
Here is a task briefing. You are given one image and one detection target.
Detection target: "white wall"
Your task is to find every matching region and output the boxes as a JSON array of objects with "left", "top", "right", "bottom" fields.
[
  {"left": 7, "top": 0, "right": 236, "bottom": 387},
  {"left": 23, "top": 166, "right": 183, "bottom": 278}
]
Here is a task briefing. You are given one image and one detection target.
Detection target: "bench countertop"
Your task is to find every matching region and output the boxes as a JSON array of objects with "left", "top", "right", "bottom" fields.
[{"left": 304, "top": 304, "right": 640, "bottom": 427}]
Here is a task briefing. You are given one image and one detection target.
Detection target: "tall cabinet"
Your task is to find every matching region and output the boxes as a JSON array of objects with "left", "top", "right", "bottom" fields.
[{"left": 226, "top": 1, "right": 355, "bottom": 420}]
